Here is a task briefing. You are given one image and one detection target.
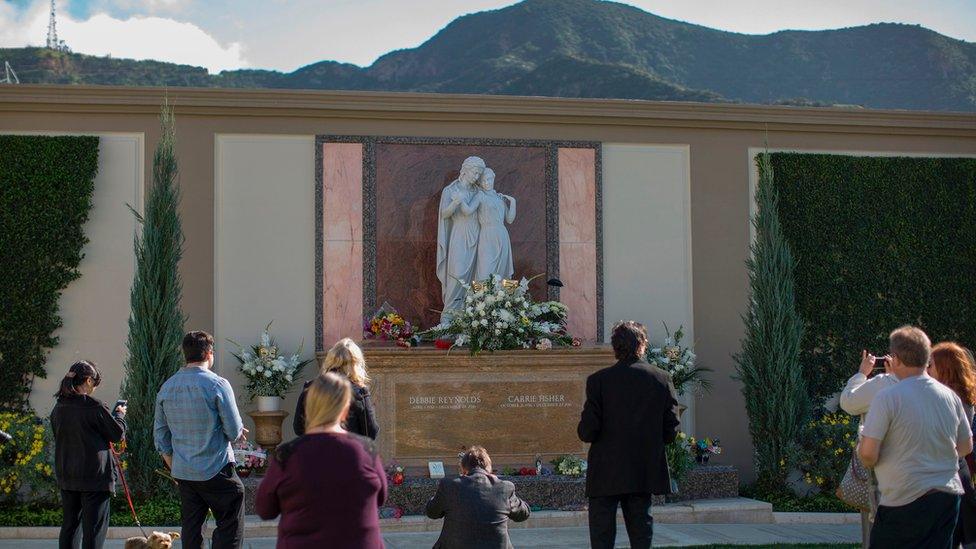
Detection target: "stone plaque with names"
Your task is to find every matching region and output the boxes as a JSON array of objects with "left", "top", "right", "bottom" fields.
[
  {"left": 394, "top": 380, "right": 585, "bottom": 458},
  {"left": 323, "top": 347, "right": 614, "bottom": 468}
]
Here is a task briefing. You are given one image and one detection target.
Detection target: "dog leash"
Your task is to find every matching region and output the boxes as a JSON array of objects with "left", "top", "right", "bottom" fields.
[{"left": 110, "top": 442, "right": 149, "bottom": 539}]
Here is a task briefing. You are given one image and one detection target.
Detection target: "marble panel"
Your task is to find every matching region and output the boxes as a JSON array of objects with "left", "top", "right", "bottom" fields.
[
  {"left": 322, "top": 142, "right": 364, "bottom": 242},
  {"left": 557, "top": 148, "right": 597, "bottom": 244},
  {"left": 374, "top": 143, "right": 547, "bottom": 328},
  {"left": 558, "top": 148, "right": 598, "bottom": 341},
  {"left": 323, "top": 240, "right": 364, "bottom": 346},
  {"left": 559, "top": 242, "right": 598, "bottom": 341}
]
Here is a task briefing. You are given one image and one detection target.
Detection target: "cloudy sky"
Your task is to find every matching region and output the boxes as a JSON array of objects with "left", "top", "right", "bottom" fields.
[{"left": 1, "top": 0, "right": 974, "bottom": 74}]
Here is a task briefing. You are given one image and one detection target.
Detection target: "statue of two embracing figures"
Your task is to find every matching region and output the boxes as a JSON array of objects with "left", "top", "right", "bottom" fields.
[{"left": 436, "top": 156, "right": 518, "bottom": 323}]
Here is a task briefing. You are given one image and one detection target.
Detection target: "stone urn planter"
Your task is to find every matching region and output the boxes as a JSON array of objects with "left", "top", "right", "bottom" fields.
[
  {"left": 249, "top": 410, "right": 289, "bottom": 455},
  {"left": 255, "top": 395, "right": 282, "bottom": 412}
]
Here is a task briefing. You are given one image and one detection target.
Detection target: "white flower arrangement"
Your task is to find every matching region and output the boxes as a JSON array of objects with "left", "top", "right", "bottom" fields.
[
  {"left": 229, "top": 322, "right": 313, "bottom": 399},
  {"left": 420, "top": 274, "right": 572, "bottom": 354},
  {"left": 646, "top": 323, "right": 711, "bottom": 396}
]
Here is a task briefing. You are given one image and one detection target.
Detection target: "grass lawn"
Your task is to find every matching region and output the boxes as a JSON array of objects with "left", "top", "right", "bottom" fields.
[{"left": 672, "top": 546, "right": 857, "bottom": 548}]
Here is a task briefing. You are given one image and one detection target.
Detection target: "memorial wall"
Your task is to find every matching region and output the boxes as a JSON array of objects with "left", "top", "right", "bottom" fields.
[{"left": 5, "top": 85, "right": 973, "bottom": 479}]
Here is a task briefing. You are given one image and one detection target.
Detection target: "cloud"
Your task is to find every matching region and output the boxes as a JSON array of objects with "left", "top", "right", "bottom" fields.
[{"left": 0, "top": 1, "right": 247, "bottom": 74}]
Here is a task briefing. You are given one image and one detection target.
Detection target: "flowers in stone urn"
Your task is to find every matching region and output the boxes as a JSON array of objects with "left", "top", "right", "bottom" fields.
[
  {"left": 645, "top": 323, "right": 711, "bottom": 395},
  {"left": 420, "top": 274, "right": 572, "bottom": 354},
  {"left": 229, "top": 322, "right": 312, "bottom": 406}
]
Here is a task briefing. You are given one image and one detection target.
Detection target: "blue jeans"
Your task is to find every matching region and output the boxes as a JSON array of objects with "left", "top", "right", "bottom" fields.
[{"left": 870, "top": 490, "right": 960, "bottom": 549}]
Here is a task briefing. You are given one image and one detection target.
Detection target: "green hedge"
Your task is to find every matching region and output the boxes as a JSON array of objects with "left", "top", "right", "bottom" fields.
[
  {"left": 0, "top": 136, "right": 99, "bottom": 410},
  {"left": 0, "top": 495, "right": 181, "bottom": 527},
  {"left": 769, "top": 153, "right": 976, "bottom": 401}
]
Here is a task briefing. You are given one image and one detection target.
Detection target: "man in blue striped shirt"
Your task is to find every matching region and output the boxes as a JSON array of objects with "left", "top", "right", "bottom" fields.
[{"left": 155, "top": 331, "right": 246, "bottom": 549}]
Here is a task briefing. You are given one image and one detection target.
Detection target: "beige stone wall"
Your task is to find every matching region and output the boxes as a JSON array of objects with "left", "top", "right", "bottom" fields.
[
  {"left": 2, "top": 86, "right": 974, "bottom": 479},
  {"left": 603, "top": 144, "right": 695, "bottom": 434},
  {"left": 19, "top": 133, "right": 145, "bottom": 415},
  {"left": 214, "top": 135, "right": 316, "bottom": 436}
]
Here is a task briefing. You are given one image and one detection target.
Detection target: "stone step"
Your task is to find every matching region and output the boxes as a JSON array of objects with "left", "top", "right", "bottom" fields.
[{"left": 0, "top": 497, "right": 773, "bottom": 540}]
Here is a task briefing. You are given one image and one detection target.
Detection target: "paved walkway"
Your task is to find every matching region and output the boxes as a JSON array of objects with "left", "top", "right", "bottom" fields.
[{"left": 0, "top": 523, "right": 860, "bottom": 548}]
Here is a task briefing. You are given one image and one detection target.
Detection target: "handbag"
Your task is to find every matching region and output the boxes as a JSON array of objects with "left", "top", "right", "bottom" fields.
[{"left": 836, "top": 452, "right": 872, "bottom": 511}]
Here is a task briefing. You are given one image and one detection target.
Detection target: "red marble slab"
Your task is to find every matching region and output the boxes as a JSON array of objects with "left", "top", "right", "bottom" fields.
[
  {"left": 322, "top": 142, "right": 365, "bottom": 346},
  {"left": 375, "top": 143, "right": 547, "bottom": 329},
  {"left": 558, "top": 148, "right": 598, "bottom": 341}
]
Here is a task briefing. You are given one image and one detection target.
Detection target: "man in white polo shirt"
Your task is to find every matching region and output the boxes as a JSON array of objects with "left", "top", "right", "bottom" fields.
[{"left": 859, "top": 325, "right": 973, "bottom": 548}]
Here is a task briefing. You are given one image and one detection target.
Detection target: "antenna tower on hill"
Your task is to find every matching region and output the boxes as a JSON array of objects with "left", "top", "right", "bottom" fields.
[
  {"left": 46, "top": 0, "right": 69, "bottom": 52},
  {"left": 1, "top": 62, "right": 18, "bottom": 84}
]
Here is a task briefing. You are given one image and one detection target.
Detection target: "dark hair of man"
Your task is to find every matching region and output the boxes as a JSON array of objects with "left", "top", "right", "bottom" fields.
[
  {"left": 610, "top": 320, "right": 648, "bottom": 361},
  {"left": 889, "top": 325, "right": 931, "bottom": 369},
  {"left": 459, "top": 446, "right": 492, "bottom": 473},
  {"left": 54, "top": 360, "right": 101, "bottom": 400},
  {"left": 182, "top": 330, "right": 215, "bottom": 364}
]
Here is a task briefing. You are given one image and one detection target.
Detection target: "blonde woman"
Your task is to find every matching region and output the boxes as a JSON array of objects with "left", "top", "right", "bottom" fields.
[
  {"left": 257, "top": 373, "right": 386, "bottom": 548},
  {"left": 293, "top": 338, "right": 378, "bottom": 439}
]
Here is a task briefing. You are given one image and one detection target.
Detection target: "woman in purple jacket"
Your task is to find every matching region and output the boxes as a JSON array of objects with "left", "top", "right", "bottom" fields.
[{"left": 256, "top": 372, "right": 386, "bottom": 549}]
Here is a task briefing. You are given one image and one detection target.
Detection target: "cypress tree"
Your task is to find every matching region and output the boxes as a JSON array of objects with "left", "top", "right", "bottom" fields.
[
  {"left": 120, "top": 102, "right": 186, "bottom": 495},
  {"left": 734, "top": 150, "right": 808, "bottom": 490}
]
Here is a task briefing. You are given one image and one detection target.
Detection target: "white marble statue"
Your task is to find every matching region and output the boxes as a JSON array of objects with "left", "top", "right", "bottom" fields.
[
  {"left": 437, "top": 156, "right": 486, "bottom": 323},
  {"left": 460, "top": 168, "right": 516, "bottom": 282}
]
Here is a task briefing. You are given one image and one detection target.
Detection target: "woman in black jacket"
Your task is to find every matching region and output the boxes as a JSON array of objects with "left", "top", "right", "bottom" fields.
[
  {"left": 294, "top": 338, "right": 378, "bottom": 438},
  {"left": 50, "top": 361, "right": 126, "bottom": 549}
]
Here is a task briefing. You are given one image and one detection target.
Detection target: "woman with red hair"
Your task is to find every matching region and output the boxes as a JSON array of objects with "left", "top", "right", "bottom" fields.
[{"left": 930, "top": 342, "right": 976, "bottom": 547}]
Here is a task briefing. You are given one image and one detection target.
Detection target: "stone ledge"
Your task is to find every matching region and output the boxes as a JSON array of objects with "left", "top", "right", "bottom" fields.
[
  {"left": 774, "top": 512, "right": 862, "bottom": 524},
  {"left": 243, "top": 464, "right": 738, "bottom": 515},
  {"left": 0, "top": 498, "right": 773, "bottom": 539}
]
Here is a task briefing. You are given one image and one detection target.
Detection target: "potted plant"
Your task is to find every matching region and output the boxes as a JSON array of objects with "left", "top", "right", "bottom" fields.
[{"left": 230, "top": 322, "right": 312, "bottom": 411}]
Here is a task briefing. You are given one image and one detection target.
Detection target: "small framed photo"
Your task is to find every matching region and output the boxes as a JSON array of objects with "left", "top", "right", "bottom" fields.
[{"left": 428, "top": 461, "right": 445, "bottom": 479}]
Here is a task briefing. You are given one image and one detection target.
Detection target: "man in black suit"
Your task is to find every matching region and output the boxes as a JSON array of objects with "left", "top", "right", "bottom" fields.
[
  {"left": 578, "top": 320, "right": 681, "bottom": 549},
  {"left": 426, "top": 446, "right": 531, "bottom": 549}
]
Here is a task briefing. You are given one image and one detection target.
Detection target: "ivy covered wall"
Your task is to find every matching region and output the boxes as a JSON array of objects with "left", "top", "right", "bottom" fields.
[
  {"left": 768, "top": 152, "right": 976, "bottom": 401},
  {"left": 0, "top": 136, "right": 99, "bottom": 410}
]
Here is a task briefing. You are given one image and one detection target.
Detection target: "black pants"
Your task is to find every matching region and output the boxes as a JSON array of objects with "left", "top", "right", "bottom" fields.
[
  {"left": 588, "top": 494, "right": 653, "bottom": 549},
  {"left": 870, "top": 490, "right": 960, "bottom": 549},
  {"left": 956, "top": 458, "right": 976, "bottom": 548},
  {"left": 177, "top": 463, "right": 245, "bottom": 549},
  {"left": 59, "top": 490, "right": 110, "bottom": 549}
]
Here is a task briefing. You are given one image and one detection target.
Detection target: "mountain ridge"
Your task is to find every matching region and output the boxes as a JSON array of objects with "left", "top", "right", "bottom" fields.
[{"left": 2, "top": 0, "right": 974, "bottom": 111}]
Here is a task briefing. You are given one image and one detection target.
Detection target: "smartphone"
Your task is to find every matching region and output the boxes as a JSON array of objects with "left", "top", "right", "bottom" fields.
[{"left": 869, "top": 357, "right": 887, "bottom": 377}]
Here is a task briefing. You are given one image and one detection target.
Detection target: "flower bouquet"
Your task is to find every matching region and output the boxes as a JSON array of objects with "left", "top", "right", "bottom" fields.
[
  {"left": 550, "top": 455, "right": 587, "bottom": 476},
  {"left": 229, "top": 322, "right": 313, "bottom": 400},
  {"left": 233, "top": 440, "right": 267, "bottom": 477},
  {"left": 688, "top": 436, "right": 721, "bottom": 464},
  {"left": 420, "top": 274, "right": 572, "bottom": 354},
  {"left": 387, "top": 461, "right": 405, "bottom": 485},
  {"left": 363, "top": 302, "right": 420, "bottom": 348},
  {"left": 666, "top": 432, "right": 696, "bottom": 488},
  {"left": 646, "top": 323, "right": 711, "bottom": 395}
]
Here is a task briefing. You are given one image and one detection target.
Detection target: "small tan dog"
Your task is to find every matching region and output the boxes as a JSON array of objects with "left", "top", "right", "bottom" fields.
[{"left": 124, "top": 531, "right": 180, "bottom": 549}]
